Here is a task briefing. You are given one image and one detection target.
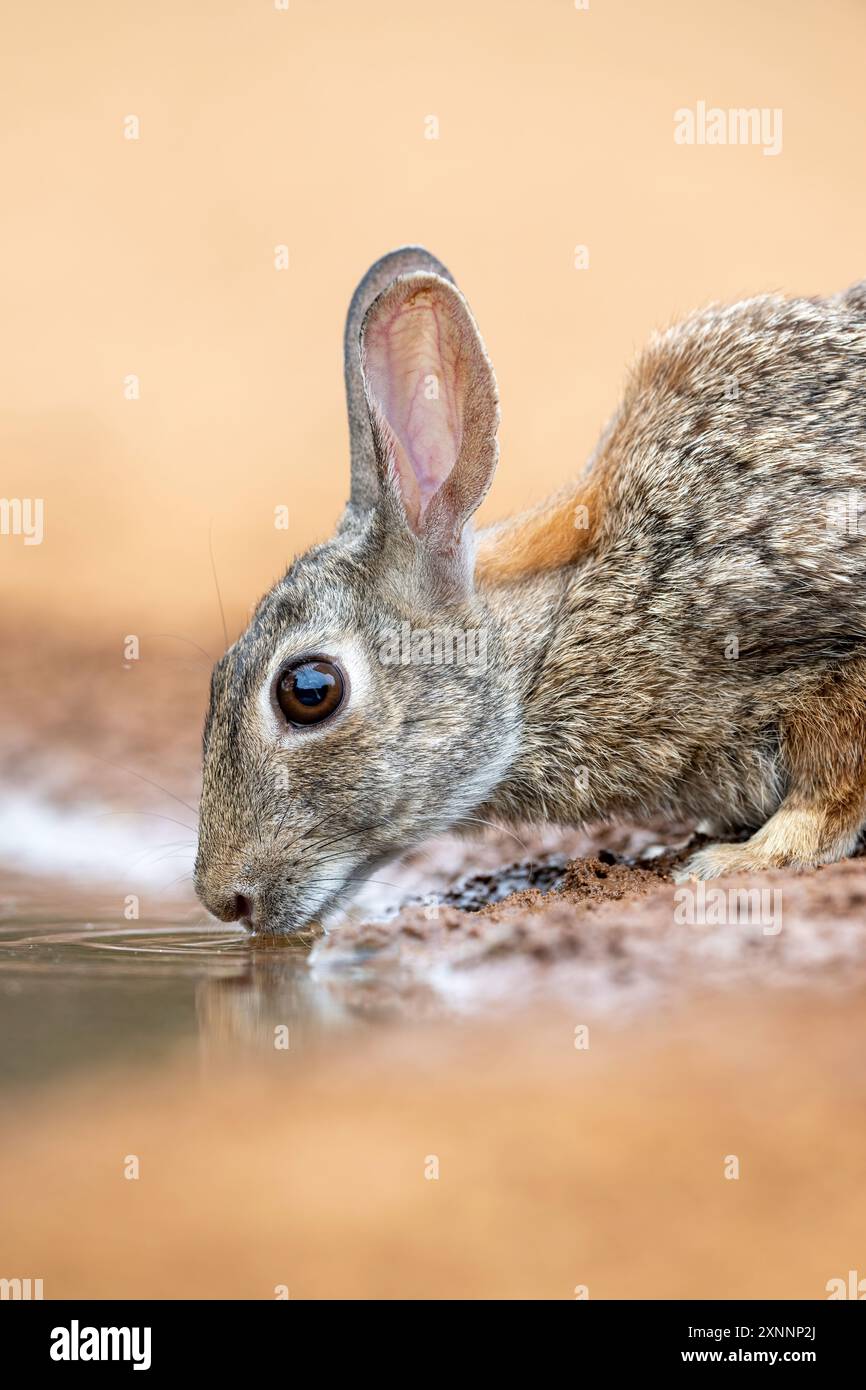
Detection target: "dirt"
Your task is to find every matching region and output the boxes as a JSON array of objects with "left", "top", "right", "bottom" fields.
[{"left": 313, "top": 829, "right": 866, "bottom": 1025}]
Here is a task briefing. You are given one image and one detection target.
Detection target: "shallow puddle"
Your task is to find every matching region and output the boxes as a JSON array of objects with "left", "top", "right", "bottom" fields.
[
  {"left": 0, "top": 907, "right": 323, "bottom": 1089},
  {"left": 0, "top": 870, "right": 543, "bottom": 1090},
  {"left": 5, "top": 828, "right": 866, "bottom": 1094},
  {"left": 0, "top": 846, "right": 586, "bottom": 1089}
]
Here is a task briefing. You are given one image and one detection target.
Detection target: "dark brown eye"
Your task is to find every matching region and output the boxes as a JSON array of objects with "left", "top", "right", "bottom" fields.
[{"left": 276, "top": 660, "right": 344, "bottom": 726}]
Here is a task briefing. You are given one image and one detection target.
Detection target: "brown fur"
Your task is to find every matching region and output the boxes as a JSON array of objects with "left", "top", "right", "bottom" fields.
[
  {"left": 687, "top": 658, "right": 866, "bottom": 878},
  {"left": 475, "top": 478, "right": 602, "bottom": 583}
]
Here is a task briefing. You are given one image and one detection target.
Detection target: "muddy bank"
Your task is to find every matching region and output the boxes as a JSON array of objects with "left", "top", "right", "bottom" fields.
[{"left": 314, "top": 842, "right": 866, "bottom": 1019}]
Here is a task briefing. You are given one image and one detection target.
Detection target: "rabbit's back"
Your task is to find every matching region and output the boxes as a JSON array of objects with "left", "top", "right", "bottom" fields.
[
  {"left": 592, "top": 286, "right": 866, "bottom": 664},
  {"left": 478, "top": 285, "right": 866, "bottom": 832},
  {"left": 480, "top": 286, "right": 866, "bottom": 654}
]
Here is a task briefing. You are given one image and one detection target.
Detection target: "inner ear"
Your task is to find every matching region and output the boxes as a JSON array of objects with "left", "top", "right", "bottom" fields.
[
  {"left": 360, "top": 274, "right": 498, "bottom": 544},
  {"left": 363, "top": 285, "right": 464, "bottom": 530}
]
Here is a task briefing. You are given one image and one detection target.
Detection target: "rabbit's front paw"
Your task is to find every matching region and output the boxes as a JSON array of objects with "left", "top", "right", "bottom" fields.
[{"left": 673, "top": 842, "right": 776, "bottom": 882}]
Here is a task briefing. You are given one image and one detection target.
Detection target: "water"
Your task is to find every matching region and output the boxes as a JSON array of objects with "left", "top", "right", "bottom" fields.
[
  {"left": 4, "top": 865, "right": 866, "bottom": 1301},
  {"left": 0, "top": 900, "right": 328, "bottom": 1089},
  {"left": 0, "top": 839, "right": 584, "bottom": 1091}
]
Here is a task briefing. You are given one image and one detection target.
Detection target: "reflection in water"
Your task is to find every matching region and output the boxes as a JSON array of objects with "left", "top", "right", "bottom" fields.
[
  {"left": 0, "top": 816, "right": 609, "bottom": 1089},
  {"left": 0, "top": 915, "right": 299, "bottom": 1085},
  {"left": 0, "top": 846, "right": 566, "bottom": 1087},
  {"left": 0, "top": 912, "right": 451, "bottom": 1088}
]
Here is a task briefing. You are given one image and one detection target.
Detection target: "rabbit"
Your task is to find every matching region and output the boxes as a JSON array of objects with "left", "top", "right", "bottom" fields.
[{"left": 194, "top": 246, "right": 866, "bottom": 933}]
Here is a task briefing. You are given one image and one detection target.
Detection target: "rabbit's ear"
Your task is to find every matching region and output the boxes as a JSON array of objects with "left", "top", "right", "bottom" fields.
[
  {"left": 344, "top": 247, "right": 455, "bottom": 518},
  {"left": 360, "top": 272, "right": 500, "bottom": 554}
]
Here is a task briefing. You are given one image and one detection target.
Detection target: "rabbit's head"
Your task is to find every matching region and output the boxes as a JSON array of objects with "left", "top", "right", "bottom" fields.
[{"left": 194, "top": 250, "right": 520, "bottom": 933}]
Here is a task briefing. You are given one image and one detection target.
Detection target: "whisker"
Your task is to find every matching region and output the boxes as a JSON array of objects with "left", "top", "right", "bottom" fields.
[
  {"left": 272, "top": 793, "right": 294, "bottom": 845},
  {"left": 150, "top": 655, "right": 213, "bottom": 672},
  {"left": 458, "top": 814, "right": 531, "bottom": 854},
  {"left": 160, "top": 870, "right": 196, "bottom": 893},
  {"left": 95, "top": 810, "right": 198, "bottom": 834},
  {"left": 208, "top": 520, "right": 230, "bottom": 651},
  {"left": 89, "top": 755, "right": 199, "bottom": 820},
  {"left": 281, "top": 817, "right": 383, "bottom": 858},
  {"left": 139, "top": 849, "right": 196, "bottom": 868},
  {"left": 306, "top": 875, "right": 405, "bottom": 892},
  {"left": 156, "top": 632, "right": 216, "bottom": 665},
  {"left": 127, "top": 839, "right": 196, "bottom": 870}
]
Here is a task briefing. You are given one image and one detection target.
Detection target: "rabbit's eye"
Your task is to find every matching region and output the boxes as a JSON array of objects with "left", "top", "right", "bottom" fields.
[{"left": 277, "top": 660, "right": 344, "bottom": 726}]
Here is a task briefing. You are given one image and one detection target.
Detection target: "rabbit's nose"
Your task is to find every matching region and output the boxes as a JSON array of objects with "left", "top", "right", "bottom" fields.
[
  {"left": 204, "top": 888, "right": 255, "bottom": 925},
  {"left": 230, "top": 893, "right": 254, "bottom": 925}
]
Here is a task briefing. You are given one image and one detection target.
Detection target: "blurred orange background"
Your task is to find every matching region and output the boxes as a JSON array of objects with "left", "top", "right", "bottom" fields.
[{"left": 3, "top": 0, "right": 865, "bottom": 642}]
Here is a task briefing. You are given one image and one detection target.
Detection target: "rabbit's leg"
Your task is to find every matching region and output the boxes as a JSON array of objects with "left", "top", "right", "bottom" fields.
[{"left": 676, "top": 659, "right": 866, "bottom": 881}]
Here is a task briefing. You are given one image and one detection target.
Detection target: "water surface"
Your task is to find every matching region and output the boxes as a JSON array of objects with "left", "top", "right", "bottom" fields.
[{"left": 0, "top": 897, "right": 332, "bottom": 1089}]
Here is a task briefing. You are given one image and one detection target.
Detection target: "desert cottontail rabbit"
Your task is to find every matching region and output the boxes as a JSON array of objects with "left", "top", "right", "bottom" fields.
[{"left": 195, "top": 247, "right": 866, "bottom": 931}]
